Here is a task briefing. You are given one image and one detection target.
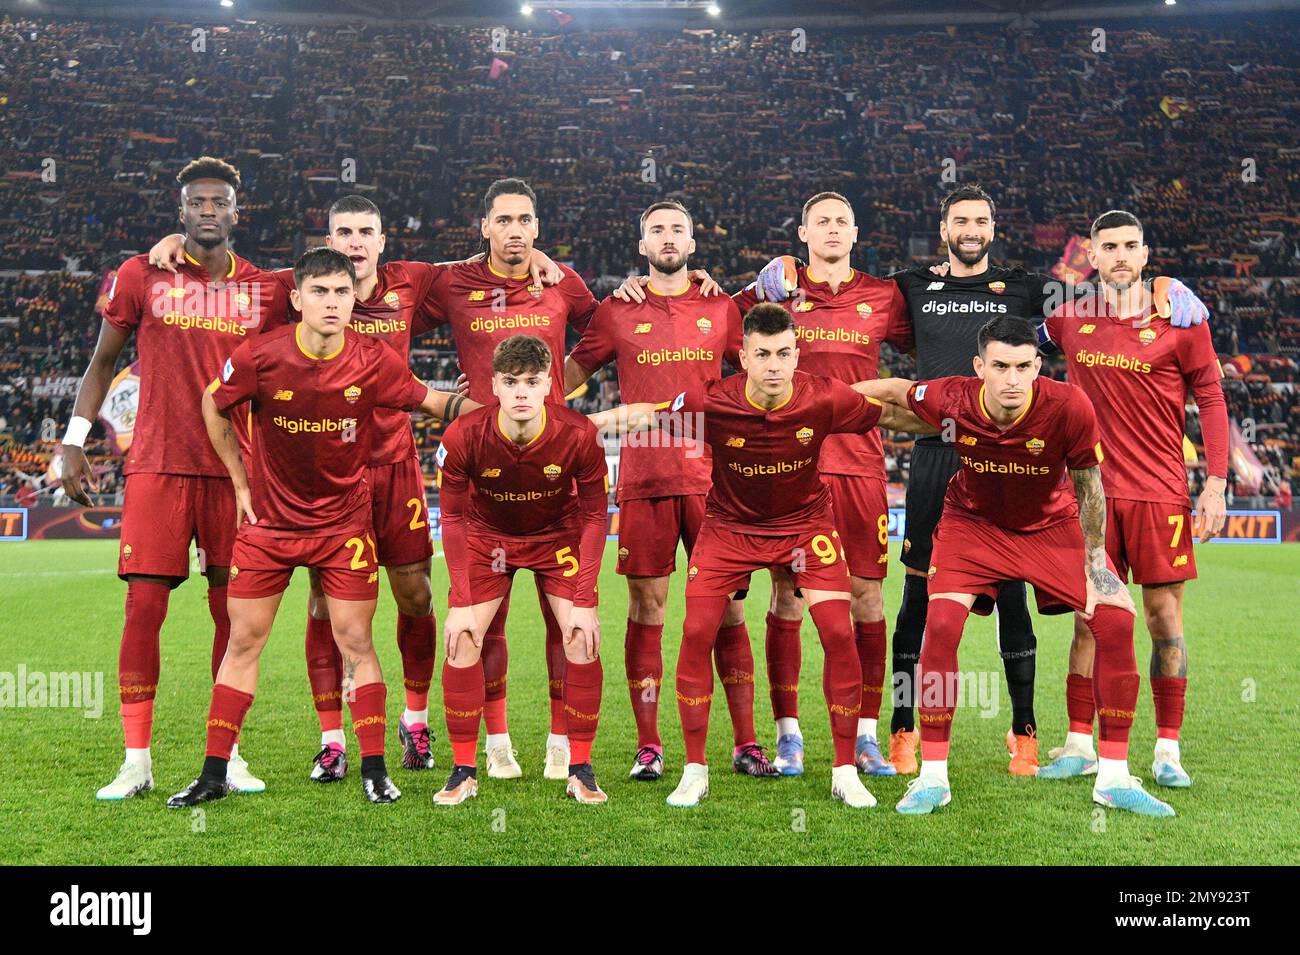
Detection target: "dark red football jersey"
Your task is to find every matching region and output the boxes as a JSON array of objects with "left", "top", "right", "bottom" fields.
[
  {"left": 731, "top": 266, "right": 912, "bottom": 478},
  {"left": 1045, "top": 296, "right": 1224, "bottom": 506},
  {"left": 103, "top": 250, "right": 289, "bottom": 476},
  {"left": 209, "top": 325, "right": 428, "bottom": 538},
  {"left": 667, "top": 370, "right": 884, "bottom": 535},
  {"left": 435, "top": 402, "right": 609, "bottom": 607},
  {"left": 417, "top": 259, "right": 597, "bottom": 405},
  {"left": 905, "top": 374, "right": 1104, "bottom": 532},
  {"left": 568, "top": 283, "right": 737, "bottom": 502},
  {"left": 273, "top": 260, "right": 446, "bottom": 467}
]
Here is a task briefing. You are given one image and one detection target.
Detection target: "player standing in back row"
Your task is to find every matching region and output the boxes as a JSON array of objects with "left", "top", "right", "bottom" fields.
[
  {"left": 62, "top": 157, "right": 288, "bottom": 801},
  {"left": 419, "top": 178, "right": 602, "bottom": 780},
  {"left": 731, "top": 192, "right": 913, "bottom": 779},
  {"left": 753, "top": 183, "right": 1211, "bottom": 776},
  {"left": 565, "top": 200, "right": 773, "bottom": 783},
  {"left": 1038, "top": 210, "right": 1228, "bottom": 787}
]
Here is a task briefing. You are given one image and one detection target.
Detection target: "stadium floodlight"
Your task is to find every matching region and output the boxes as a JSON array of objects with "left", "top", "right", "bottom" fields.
[
  {"left": 521, "top": 3, "right": 534, "bottom": 14},
  {"left": 220, "top": 0, "right": 234, "bottom": 8},
  {"left": 707, "top": 3, "right": 721, "bottom": 14}
]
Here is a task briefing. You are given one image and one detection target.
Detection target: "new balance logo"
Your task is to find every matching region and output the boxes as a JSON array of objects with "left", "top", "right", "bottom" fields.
[
  {"left": 927, "top": 281, "right": 945, "bottom": 291},
  {"left": 634, "top": 322, "right": 652, "bottom": 334},
  {"left": 273, "top": 389, "right": 293, "bottom": 401}
]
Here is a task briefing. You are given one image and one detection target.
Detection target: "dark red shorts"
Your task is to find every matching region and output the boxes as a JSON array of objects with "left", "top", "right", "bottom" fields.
[
  {"left": 118, "top": 473, "right": 236, "bottom": 584},
  {"left": 229, "top": 528, "right": 380, "bottom": 601},
  {"left": 685, "top": 517, "right": 851, "bottom": 598},
  {"left": 615, "top": 494, "right": 706, "bottom": 577},
  {"left": 929, "top": 512, "right": 1124, "bottom": 617},
  {"left": 369, "top": 455, "right": 435, "bottom": 568},
  {"left": 1106, "top": 498, "right": 1197, "bottom": 586},
  {"left": 453, "top": 533, "right": 581, "bottom": 605},
  {"left": 822, "top": 473, "right": 889, "bottom": 580}
]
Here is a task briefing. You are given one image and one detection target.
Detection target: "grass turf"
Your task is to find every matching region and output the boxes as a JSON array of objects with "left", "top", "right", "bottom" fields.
[{"left": 1, "top": 538, "right": 1296, "bottom": 866}]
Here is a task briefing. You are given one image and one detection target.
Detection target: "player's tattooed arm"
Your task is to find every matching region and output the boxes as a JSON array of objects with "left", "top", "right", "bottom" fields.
[
  {"left": 419, "top": 388, "right": 480, "bottom": 423},
  {"left": 587, "top": 402, "right": 662, "bottom": 436},
  {"left": 1070, "top": 465, "right": 1133, "bottom": 614},
  {"left": 201, "top": 388, "right": 257, "bottom": 526}
]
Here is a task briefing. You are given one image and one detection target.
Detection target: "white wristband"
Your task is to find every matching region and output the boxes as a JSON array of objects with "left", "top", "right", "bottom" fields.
[{"left": 62, "top": 416, "right": 93, "bottom": 448}]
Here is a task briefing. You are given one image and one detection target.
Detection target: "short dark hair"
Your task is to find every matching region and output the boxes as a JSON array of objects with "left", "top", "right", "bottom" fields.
[
  {"left": 639, "top": 200, "right": 693, "bottom": 236},
  {"left": 801, "top": 191, "right": 853, "bottom": 225},
  {"left": 329, "top": 194, "right": 383, "bottom": 229},
  {"left": 1090, "top": 209, "right": 1143, "bottom": 242},
  {"left": 293, "top": 246, "right": 356, "bottom": 288},
  {"left": 743, "top": 302, "right": 796, "bottom": 339},
  {"left": 940, "top": 183, "right": 996, "bottom": 222},
  {"left": 492, "top": 335, "right": 552, "bottom": 376},
  {"left": 176, "top": 156, "right": 241, "bottom": 191},
  {"left": 484, "top": 178, "right": 538, "bottom": 218},
  {"left": 977, "top": 316, "right": 1039, "bottom": 356}
]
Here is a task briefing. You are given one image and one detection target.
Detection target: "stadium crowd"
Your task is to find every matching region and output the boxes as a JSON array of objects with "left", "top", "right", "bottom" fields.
[{"left": 2, "top": 15, "right": 1297, "bottom": 505}]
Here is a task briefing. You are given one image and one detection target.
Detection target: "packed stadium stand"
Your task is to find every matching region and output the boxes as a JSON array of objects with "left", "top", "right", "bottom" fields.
[{"left": 2, "top": 14, "right": 1297, "bottom": 507}]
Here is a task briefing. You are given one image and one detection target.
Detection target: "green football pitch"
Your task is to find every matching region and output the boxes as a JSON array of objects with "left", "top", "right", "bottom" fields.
[{"left": 1, "top": 539, "right": 1296, "bottom": 866}]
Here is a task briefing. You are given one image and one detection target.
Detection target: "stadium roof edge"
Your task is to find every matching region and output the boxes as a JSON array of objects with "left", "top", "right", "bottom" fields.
[{"left": 6, "top": 0, "right": 1300, "bottom": 27}]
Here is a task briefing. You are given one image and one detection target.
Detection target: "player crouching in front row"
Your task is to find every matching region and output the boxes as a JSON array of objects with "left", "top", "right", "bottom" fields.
[
  {"left": 168, "top": 247, "right": 475, "bottom": 808},
  {"left": 590, "top": 304, "right": 938, "bottom": 809},
  {"left": 857, "top": 316, "right": 1175, "bottom": 818},
  {"left": 434, "top": 335, "right": 611, "bottom": 806}
]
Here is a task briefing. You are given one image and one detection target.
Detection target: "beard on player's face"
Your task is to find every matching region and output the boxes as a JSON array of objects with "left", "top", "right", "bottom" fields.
[
  {"left": 949, "top": 235, "right": 990, "bottom": 266},
  {"left": 646, "top": 249, "right": 686, "bottom": 275}
]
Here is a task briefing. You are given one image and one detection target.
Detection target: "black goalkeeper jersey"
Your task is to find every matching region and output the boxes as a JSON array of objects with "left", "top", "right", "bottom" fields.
[{"left": 891, "top": 264, "right": 1054, "bottom": 444}]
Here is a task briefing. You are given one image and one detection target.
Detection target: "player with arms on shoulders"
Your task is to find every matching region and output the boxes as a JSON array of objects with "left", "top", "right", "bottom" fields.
[
  {"left": 433, "top": 335, "right": 611, "bottom": 806},
  {"left": 1038, "top": 211, "right": 1228, "bottom": 787},
  {"left": 564, "top": 200, "right": 772, "bottom": 783},
  {"left": 166, "top": 248, "right": 472, "bottom": 808},
  {"left": 859, "top": 316, "right": 1174, "bottom": 818},
  {"left": 749, "top": 184, "right": 1211, "bottom": 779},
  {"left": 62, "top": 156, "right": 288, "bottom": 801},
  {"left": 728, "top": 191, "right": 913, "bottom": 778},
  {"left": 146, "top": 194, "right": 563, "bottom": 782},
  {"left": 420, "top": 178, "right": 606, "bottom": 781},
  {"left": 590, "top": 304, "right": 936, "bottom": 809}
]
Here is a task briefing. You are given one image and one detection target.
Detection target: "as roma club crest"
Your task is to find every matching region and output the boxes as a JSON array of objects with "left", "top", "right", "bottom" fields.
[
  {"left": 988, "top": 281, "right": 1006, "bottom": 295},
  {"left": 343, "top": 385, "right": 362, "bottom": 404},
  {"left": 543, "top": 463, "right": 562, "bottom": 481},
  {"left": 795, "top": 426, "right": 814, "bottom": 446},
  {"left": 1025, "top": 438, "right": 1045, "bottom": 455}
]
